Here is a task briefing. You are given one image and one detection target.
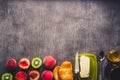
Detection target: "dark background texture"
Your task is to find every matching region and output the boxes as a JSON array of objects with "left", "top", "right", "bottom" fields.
[{"left": 0, "top": 0, "right": 120, "bottom": 79}]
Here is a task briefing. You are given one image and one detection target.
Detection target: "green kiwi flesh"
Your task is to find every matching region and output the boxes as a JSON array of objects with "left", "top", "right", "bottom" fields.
[
  {"left": 2, "top": 73, "right": 13, "bottom": 80},
  {"left": 31, "top": 57, "right": 42, "bottom": 69}
]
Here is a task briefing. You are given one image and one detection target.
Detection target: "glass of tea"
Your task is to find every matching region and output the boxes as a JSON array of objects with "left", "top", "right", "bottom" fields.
[
  {"left": 107, "top": 49, "right": 120, "bottom": 63},
  {"left": 105, "top": 49, "right": 120, "bottom": 80}
]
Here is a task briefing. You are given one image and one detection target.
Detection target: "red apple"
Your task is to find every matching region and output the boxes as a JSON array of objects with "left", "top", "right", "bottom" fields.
[
  {"left": 43, "top": 56, "right": 56, "bottom": 69},
  {"left": 15, "top": 71, "right": 27, "bottom": 80},
  {"left": 29, "top": 70, "right": 40, "bottom": 80},
  {"left": 18, "top": 58, "right": 30, "bottom": 70},
  {"left": 6, "top": 58, "right": 17, "bottom": 71},
  {"left": 41, "top": 70, "right": 53, "bottom": 80}
]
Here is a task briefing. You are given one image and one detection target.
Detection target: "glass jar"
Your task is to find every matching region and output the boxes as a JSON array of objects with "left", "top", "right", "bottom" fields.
[
  {"left": 107, "top": 49, "right": 120, "bottom": 63},
  {"left": 105, "top": 49, "right": 120, "bottom": 80}
]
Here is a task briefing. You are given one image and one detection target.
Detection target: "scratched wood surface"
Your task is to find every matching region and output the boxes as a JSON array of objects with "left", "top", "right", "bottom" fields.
[{"left": 0, "top": 0, "right": 120, "bottom": 79}]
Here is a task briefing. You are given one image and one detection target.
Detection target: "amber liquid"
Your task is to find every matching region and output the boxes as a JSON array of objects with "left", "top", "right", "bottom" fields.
[{"left": 107, "top": 49, "right": 120, "bottom": 62}]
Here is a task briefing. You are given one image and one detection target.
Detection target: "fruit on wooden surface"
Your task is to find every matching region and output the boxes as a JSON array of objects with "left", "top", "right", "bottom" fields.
[
  {"left": 41, "top": 70, "right": 53, "bottom": 80},
  {"left": 6, "top": 58, "right": 17, "bottom": 71},
  {"left": 18, "top": 58, "right": 30, "bottom": 70},
  {"left": 2, "top": 73, "right": 13, "bottom": 80},
  {"left": 15, "top": 71, "right": 27, "bottom": 80},
  {"left": 29, "top": 70, "right": 40, "bottom": 80},
  {"left": 43, "top": 56, "right": 56, "bottom": 69},
  {"left": 31, "top": 57, "right": 42, "bottom": 69}
]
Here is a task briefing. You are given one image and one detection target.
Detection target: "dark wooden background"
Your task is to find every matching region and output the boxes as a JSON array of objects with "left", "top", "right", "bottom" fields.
[{"left": 0, "top": 0, "right": 120, "bottom": 79}]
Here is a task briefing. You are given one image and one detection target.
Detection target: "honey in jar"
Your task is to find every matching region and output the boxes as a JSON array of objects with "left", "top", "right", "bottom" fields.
[{"left": 107, "top": 49, "right": 120, "bottom": 63}]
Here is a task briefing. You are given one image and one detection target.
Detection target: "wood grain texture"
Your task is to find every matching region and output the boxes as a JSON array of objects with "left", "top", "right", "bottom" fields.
[{"left": 0, "top": 0, "right": 120, "bottom": 78}]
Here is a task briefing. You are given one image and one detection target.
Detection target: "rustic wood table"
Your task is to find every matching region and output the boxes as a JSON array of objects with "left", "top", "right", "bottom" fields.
[{"left": 0, "top": 0, "right": 120, "bottom": 80}]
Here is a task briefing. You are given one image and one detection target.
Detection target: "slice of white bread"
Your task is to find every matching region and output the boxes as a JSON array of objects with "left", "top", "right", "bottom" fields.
[{"left": 80, "top": 56, "right": 90, "bottom": 78}]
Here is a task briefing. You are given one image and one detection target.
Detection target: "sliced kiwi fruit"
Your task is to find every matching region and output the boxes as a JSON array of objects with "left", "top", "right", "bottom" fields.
[
  {"left": 31, "top": 57, "right": 42, "bottom": 69},
  {"left": 2, "top": 73, "right": 13, "bottom": 80}
]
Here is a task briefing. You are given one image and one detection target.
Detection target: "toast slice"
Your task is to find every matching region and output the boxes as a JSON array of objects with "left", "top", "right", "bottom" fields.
[
  {"left": 59, "top": 61, "right": 73, "bottom": 80},
  {"left": 53, "top": 66, "right": 60, "bottom": 80}
]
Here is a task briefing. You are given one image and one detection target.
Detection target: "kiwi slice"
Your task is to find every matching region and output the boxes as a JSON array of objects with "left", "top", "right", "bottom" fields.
[
  {"left": 31, "top": 57, "right": 42, "bottom": 69},
  {"left": 2, "top": 73, "right": 13, "bottom": 80}
]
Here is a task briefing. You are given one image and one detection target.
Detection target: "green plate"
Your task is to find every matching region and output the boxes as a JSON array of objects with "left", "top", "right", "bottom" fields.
[{"left": 75, "top": 53, "right": 98, "bottom": 80}]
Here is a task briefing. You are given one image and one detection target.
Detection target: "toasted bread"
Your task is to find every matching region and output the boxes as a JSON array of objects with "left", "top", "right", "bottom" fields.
[
  {"left": 53, "top": 66, "right": 60, "bottom": 80},
  {"left": 59, "top": 61, "right": 73, "bottom": 80}
]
